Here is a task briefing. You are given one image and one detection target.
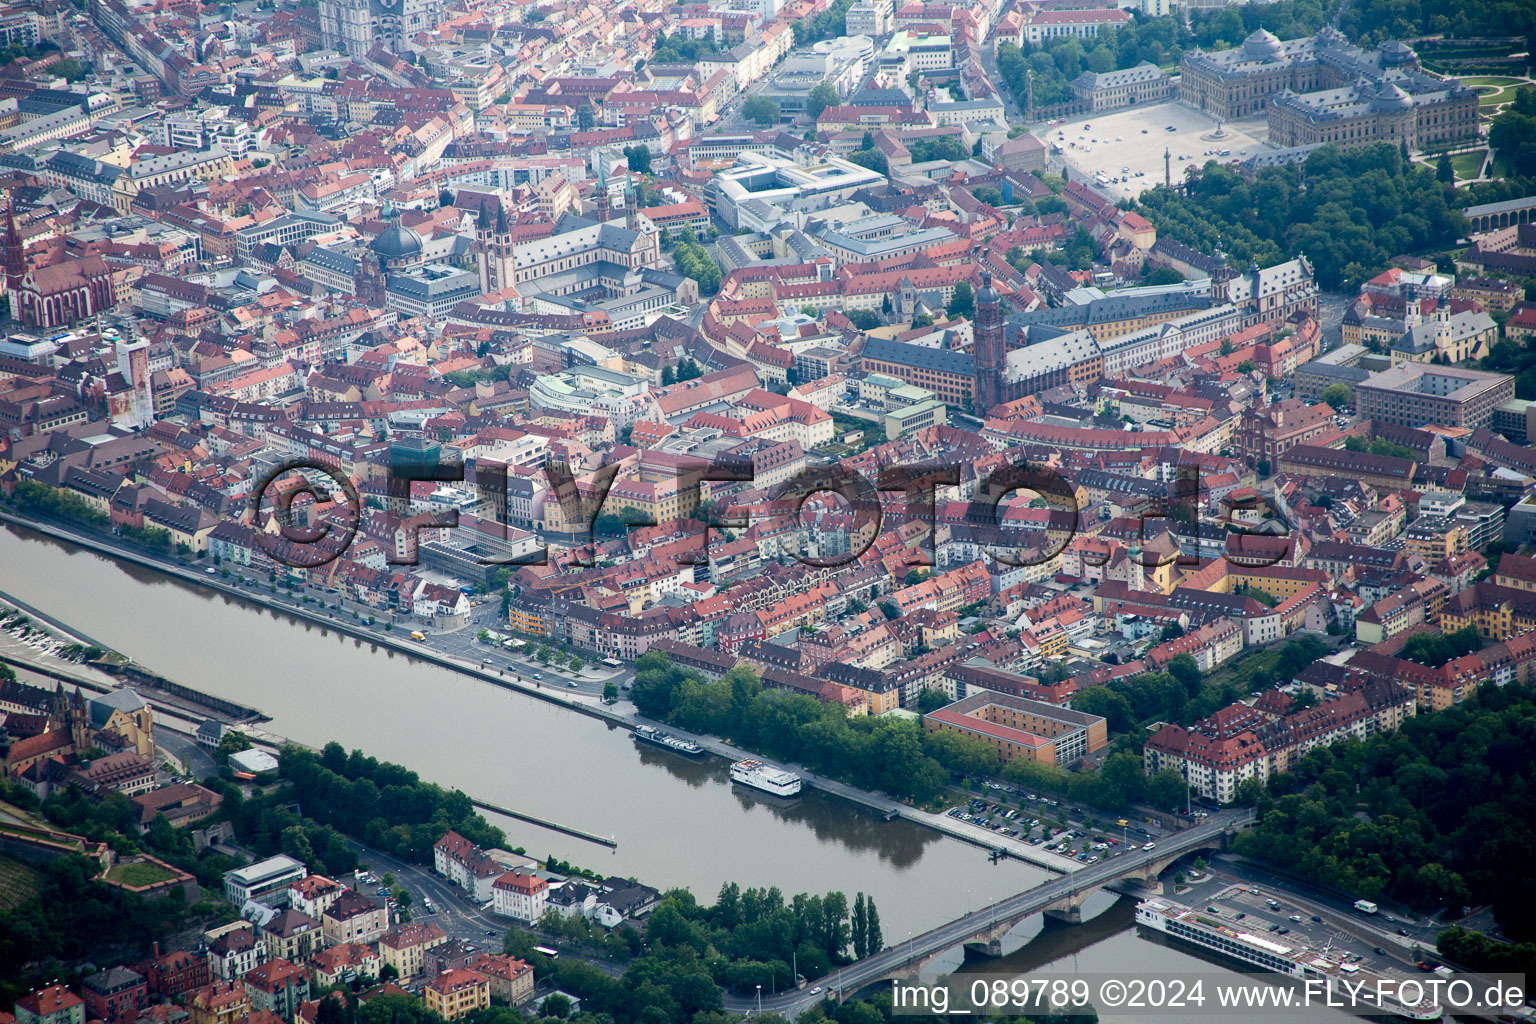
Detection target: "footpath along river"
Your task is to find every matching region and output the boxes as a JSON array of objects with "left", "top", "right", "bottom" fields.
[{"left": 0, "top": 524, "right": 1353, "bottom": 1018}]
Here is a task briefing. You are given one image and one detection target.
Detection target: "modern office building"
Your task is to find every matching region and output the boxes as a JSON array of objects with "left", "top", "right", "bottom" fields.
[{"left": 222, "top": 855, "right": 306, "bottom": 907}]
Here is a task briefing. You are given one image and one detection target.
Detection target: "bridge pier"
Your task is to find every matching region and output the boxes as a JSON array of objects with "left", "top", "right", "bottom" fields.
[
  {"left": 1043, "top": 904, "right": 1081, "bottom": 925},
  {"left": 963, "top": 938, "right": 1006, "bottom": 958}
]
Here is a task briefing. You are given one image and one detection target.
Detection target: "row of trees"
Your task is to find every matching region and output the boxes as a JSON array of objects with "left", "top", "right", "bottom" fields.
[
  {"left": 791, "top": 0, "right": 855, "bottom": 45},
  {"left": 633, "top": 656, "right": 966, "bottom": 801},
  {"left": 649, "top": 34, "right": 718, "bottom": 63},
  {"left": 279, "top": 743, "right": 506, "bottom": 863},
  {"left": 13, "top": 480, "right": 107, "bottom": 529},
  {"left": 1335, "top": 0, "right": 1536, "bottom": 45},
  {"left": 633, "top": 654, "right": 1194, "bottom": 812},
  {"left": 1435, "top": 926, "right": 1536, "bottom": 974},
  {"left": 1189, "top": 0, "right": 1325, "bottom": 50},
  {"left": 1137, "top": 143, "right": 1465, "bottom": 291},
  {"left": 994, "top": 19, "right": 1190, "bottom": 111}
]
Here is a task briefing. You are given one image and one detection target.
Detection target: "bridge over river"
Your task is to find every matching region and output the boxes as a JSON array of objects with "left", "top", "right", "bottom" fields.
[{"left": 738, "top": 811, "right": 1253, "bottom": 1018}]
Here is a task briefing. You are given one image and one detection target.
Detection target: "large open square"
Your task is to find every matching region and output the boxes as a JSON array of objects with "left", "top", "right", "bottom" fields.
[{"left": 1043, "top": 101, "right": 1272, "bottom": 201}]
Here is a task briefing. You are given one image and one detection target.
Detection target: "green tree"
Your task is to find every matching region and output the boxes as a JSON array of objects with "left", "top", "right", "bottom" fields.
[
  {"left": 624, "top": 145, "right": 652, "bottom": 174},
  {"left": 1322, "top": 382, "right": 1352, "bottom": 408},
  {"left": 915, "top": 687, "right": 950, "bottom": 714},
  {"left": 805, "top": 80, "right": 839, "bottom": 120},
  {"left": 865, "top": 897, "right": 882, "bottom": 953},
  {"left": 1071, "top": 686, "right": 1135, "bottom": 734},
  {"left": 1167, "top": 654, "right": 1202, "bottom": 698},
  {"left": 1435, "top": 150, "right": 1454, "bottom": 184},
  {"left": 851, "top": 893, "right": 868, "bottom": 958},
  {"left": 280, "top": 825, "right": 315, "bottom": 864},
  {"left": 217, "top": 731, "right": 253, "bottom": 760},
  {"left": 743, "top": 96, "right": 780, "bottom": 126},
  {"left": 846, "top": 146, "right": 888, "bottom": 175},
  {"left": 1146, "top": 768, "right": 1187, "bottom": 810},
  {"left": 946, "top": 281, "right": 974, "bottom": 318},
  {"left": 673, "top": 240, "right": 722, "bottom": 295}
]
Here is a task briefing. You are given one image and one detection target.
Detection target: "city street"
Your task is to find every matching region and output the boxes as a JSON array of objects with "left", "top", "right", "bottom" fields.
[{"left": 157, "top": 726, "right": 220, "bottom": 780}]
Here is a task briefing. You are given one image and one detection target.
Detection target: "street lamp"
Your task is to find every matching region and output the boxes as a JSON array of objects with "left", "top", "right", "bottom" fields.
[
  {"left": 756, "top": 985, "right": 762, "bottom": 1015},
  {"left": 965, "top": 889, "right": 972, "bottom": 915}
]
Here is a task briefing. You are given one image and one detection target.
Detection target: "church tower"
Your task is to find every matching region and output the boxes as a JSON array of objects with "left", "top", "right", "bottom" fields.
[
  {"left": 973, "top": 272, "right": 1005, "bottom": 416},
  {"left": 475, "top": 202, "right": 514, "bottom": 296},
  {"left": 1211, "top": 246, "right": 1234, "bottom": 306},
  {"left": 4, "top": 206, "right": 26, "bottom": 317},
  {"left": 354, "top": 250, "right": 385, "bottom": 308}
]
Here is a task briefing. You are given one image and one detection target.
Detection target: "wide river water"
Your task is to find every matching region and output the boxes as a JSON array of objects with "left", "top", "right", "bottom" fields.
[{"left": 0, "top": 523, "right": 1351, "bottom": 1019}]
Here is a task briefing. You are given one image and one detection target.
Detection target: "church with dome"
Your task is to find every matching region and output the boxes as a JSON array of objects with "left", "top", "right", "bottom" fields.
[
  {"left": 1179, "top": 27, "right": 1477, "bottom": 154},
  {"left": 351, "top": 203, "right": 427, "bottom": 307}
]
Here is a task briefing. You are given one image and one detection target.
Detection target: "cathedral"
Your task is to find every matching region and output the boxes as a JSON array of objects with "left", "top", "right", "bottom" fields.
[
  {"left": 0, "top": 680, "right": 155, "bottom": 778},
  {"left": 4, "top": 209, "right": 115, "bottom": 331},
  {"left": 475, "top": 201, "right": 515, "bottom": 298},
  {"left": 317, "top": 0, "right": 445, "bottom": 56},
  {"left": 353, "top": 202, "right": 426, "bottom": 306}
]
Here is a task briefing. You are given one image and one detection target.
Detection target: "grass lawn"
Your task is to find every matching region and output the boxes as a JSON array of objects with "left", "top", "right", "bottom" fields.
[
  {"left": 1452, "top": 149, "right": 1488, "bottom": 180},
  {"left": 1199, "top": 645, "right": 1282, "bottom": 693},
  {"left": 0, "top": 857, "right": 43, "bottom": 909},
  {"left": 106, "top": 861, "right": 179, "bottom": 887},
  {"left": 1464, "top": 77, "right": 1527, "bottom": 108},
  {"left": 0, "top": 800, "right": 48, "bottom": 830}
]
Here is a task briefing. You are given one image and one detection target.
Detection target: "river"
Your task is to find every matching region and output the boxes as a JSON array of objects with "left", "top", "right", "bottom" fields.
[{"left": 0, "top": 524, "right": 1353, "bottom": 1017}]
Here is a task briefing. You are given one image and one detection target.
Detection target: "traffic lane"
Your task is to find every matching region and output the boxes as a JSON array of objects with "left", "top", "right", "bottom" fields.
[
  {"left": 1215, "top": 857, "right": 1439, "bottom": 940},
  {"left": 423, "top": 633, "right": 621, "bottom": 695},
  {"left": 158, "top": 728, "right": 219, "bottom": 779},
  {"left": 1208, "top": 862, "right": 1436, "bottom": 964},
  {"left": 344, "top": 839, "right": 502, "bottom": 941}
]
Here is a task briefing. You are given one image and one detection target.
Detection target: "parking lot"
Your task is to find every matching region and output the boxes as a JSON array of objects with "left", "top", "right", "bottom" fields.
[
  {"left": 947, "top": 785, "right": 1182, "bottom": 862},
  {"left": 1045, "top": 101, "right": 1272, "bottom": 202}
]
